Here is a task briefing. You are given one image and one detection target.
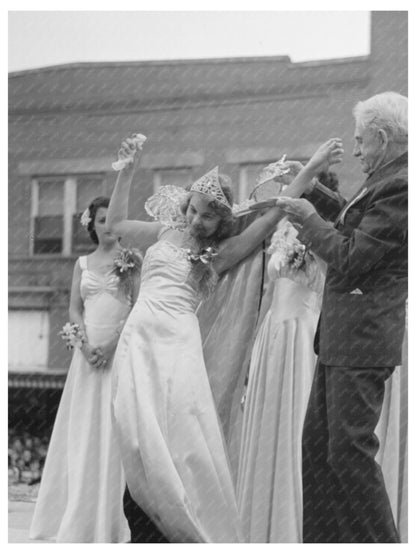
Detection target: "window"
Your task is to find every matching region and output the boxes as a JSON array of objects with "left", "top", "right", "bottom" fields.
[
  {"left": 153, "top": 168, "right": 193, "bottom": 192},
  {"left": 238, "top": 159, "right": 308, "bottom": 202},
  {"left": 8, "top": 310, "right": 50, "bottom": 369},
  {"left": 31, "top": 174, "right": 104, "bottom": 255},
  {"left": 238, "top": 163, "right": 273, "bottom": 202},
  {"left": 32, "top": 177, "right": 65, "bottom": 254}
]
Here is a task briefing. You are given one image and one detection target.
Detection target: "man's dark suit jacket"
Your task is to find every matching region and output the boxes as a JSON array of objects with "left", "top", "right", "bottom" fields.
[{"left": 298, "top": 152, "right": 408, "bottom": 367}]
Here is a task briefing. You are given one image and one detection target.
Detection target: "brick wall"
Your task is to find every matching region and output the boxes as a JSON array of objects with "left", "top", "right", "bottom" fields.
[{"left": 8, "top": 11, "right": 408, "bottom": 370}]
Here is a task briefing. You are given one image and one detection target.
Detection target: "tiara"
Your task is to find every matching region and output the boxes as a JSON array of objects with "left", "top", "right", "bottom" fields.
[{"left": 190, "top": 167, "right": 232, "bottom": 210}]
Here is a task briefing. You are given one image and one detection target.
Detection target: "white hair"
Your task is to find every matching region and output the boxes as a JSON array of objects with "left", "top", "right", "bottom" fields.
[{"left": 353, "top": 91, "right": 408, "bottom": 144}]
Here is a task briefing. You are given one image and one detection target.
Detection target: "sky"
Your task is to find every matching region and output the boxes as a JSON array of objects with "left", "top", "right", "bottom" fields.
[{"left": 8, "top": 10, "right": 372, "bottom": 73}]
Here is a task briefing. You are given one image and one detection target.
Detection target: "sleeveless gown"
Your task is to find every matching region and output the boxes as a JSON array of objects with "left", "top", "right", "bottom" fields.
[
  {"left": 29, "top": 256, "right": 131, "bottom": 542},
  {"left": 236, "top": 255, "right": 407, "bottom": 542},
  {"left": 111, "top": 239, "right": 243, "bottom": 543},
  {"left": 237, "top": 255, "right": 323, "bottom": 542}
]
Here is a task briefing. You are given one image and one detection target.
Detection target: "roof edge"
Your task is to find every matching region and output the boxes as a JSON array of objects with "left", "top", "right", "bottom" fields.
[{"left": 8, "top": 53, "right": 369, "bottom": 77}]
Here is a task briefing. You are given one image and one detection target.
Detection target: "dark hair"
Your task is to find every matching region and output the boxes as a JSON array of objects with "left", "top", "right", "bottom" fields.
[
  {"left": 180, "top": 174, "right": 235, "bottom": 242},
  {"left": 317, "top": 170, "right": 339, "bottom": 193},
  {"left": 86, "top": 196, "right": 110, "bottom": 244}
]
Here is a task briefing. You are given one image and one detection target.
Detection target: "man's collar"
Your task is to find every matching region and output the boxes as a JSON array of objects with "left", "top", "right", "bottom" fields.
[{"left": 367, "top": 151, "right": 408, "bottom": 179}]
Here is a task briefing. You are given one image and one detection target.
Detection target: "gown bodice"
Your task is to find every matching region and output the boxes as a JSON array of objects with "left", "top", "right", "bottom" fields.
[
  {"left": 139, "top": 240, "right": 202, "bottom": 314},
  {"left": 79, "top": 256, "right": 132, "bottom": 340}
]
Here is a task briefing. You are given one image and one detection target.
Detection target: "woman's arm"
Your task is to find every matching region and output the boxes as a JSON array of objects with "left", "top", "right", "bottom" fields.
[
  {"left": 281, "top": 138, "right": 344, "bottom": 197},
  {"left": 214, "top": 139, "right": 344, "bottom": 274},
  {"left": 106, "top": 138, "right": 162, "bottom": 250},
  {"left": 68, "top": 260, "right": 85, "bottom": 332},
  {"left": 68, "top": 260, "right": 98, "bottom": 364},
  {"left": 214, "top": 205, "right": 284, "bottom": 274},
  {"left": 130, "top": 274, "right": 141, "bottom": 305}
]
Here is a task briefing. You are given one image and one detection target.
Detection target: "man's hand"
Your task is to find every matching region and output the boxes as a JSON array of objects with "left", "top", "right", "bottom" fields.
[{"left": 275, "top": 197, "right": 317, "bottom": 224}]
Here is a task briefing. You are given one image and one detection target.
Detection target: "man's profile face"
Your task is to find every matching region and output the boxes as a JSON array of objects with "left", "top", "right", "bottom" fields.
[{"left": 353, "top": 123, "right": 385, "bottom": 175}]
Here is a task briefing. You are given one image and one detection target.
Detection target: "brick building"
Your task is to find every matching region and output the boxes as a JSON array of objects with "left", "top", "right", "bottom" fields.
[{"left": 8, "top": 11, "right": 407, "bottom": 386}]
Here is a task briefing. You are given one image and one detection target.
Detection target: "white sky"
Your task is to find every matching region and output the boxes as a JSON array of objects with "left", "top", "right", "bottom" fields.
[{"left": 8, "top": 10, "right": 372, "bottom": 72}]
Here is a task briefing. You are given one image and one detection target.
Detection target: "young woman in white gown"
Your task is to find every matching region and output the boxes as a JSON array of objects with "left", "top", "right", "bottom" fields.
[
  {"left": 237, "top": 174, "right": 408, "bottom": 542},
  {"left": 237, "top": 219, "right": 325, "bottom": 542},
  {"left": 106, "top": 137, "right": 344, "bottom": 543},
  {"left": 29, "top": 197, "right": 140, "bottom": 543}
]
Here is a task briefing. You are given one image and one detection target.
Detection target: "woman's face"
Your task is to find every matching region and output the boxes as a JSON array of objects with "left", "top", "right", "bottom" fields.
[
  {"left": 93, "top": 207, "right": 117, "bottom": 245},
  {"left": 186, "top": 193, "right": 222, "bottom": 240}
]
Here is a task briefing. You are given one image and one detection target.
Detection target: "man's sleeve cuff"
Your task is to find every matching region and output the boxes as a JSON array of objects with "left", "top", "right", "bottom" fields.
[{"left": 297, "top": 212, "right": 331, "bottom": 249}]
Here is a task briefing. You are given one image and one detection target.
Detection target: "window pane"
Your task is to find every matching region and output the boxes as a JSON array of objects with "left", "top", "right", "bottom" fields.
[
  {"left": 238, "top": 163, "right": 270, "bottom": 202},
  {"left": 38, "top": 178, "right": 65, "bottom": 216},
  {"left": 154, "top": 168, "right": 192, "bottom": 191},
  {"left": 33, "top": 216, "right": 63, "bottom": 254},
  {"left": 76, "top": 175, "right": 105, "bottom": 212},
  {"left": 8, "top": 310, "right": 50, "bottom": 369}
]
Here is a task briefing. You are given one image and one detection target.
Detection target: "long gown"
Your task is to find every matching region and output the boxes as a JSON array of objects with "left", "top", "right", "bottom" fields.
[
  {"left": 111, "top": 239, "right": 243, "bottom": 543},
  {"left": 236, "top": 252, "right": 324, "bottom": 543},
  {"left": 29, "top": 255, "right": 131, "bottom": 543},
  {"left": 236, "top": 254, "right": 408, "bottom": 542}
]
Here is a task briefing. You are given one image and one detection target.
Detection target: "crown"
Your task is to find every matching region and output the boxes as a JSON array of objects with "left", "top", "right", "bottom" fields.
[{"left": 190, "top": 167, "right": 232, "bottom": 210}]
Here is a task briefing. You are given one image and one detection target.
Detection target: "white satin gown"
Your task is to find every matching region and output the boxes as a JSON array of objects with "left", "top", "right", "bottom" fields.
[
  {"left": 111, "top": 239, "right": 243, "bottom": 543},
  {"left": 237, "top": 252, "right": 323, "bottom": 543},
  {"left": 29, "top": 255, "right": 131, "bottom": 543}
]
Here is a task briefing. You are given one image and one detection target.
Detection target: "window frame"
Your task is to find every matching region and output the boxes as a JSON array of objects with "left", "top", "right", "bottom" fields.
[
  {"left": 152, "top": 167, "right": 193, "bottom": 193},
  {"left": 30, "top": 174, "right": 104, "bottom": 257},
  {"left": 238, "top": 158, "right": 309, "bottom": 202}
]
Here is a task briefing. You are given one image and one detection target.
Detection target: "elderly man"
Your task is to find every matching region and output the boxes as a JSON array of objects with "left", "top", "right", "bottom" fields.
[{"left": 276, "top": 91, "right": 408, "bottom": 543}]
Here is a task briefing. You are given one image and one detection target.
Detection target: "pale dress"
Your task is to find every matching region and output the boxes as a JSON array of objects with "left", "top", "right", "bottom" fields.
[
  {"left": 236, "top": 253, "right": 407, "bottom": 542},
  {"left": 111, "top": 239, "right": 243, "bottom": 543},
  {"left": 237, "top": 253, "right": 323, "bottom": 543},
  {"left": 29, "top": 255, "right": 131, "bottom": 543}
]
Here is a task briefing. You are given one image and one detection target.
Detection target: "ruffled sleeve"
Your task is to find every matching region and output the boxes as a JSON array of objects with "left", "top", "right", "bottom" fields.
[{"left": 145, "top": 185, "right": 188, "bottom": 230}]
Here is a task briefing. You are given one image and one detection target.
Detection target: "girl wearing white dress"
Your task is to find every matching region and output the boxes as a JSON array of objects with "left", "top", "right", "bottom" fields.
[
  {"left": 29, "top": 197, "right": 140, "bottom": 542},
  {"left": 106, "top": 136, "right": 343, "bottom": 542},
  {"left": 236, "top": 219, "right": 325, "bottom": 542}
]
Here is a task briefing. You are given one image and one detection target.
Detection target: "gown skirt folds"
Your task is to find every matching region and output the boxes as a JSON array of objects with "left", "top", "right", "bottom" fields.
[
  {"left": 111, "top": 240, "right": 243, "bottom": 543},
  {"left": 237, "top": 275, "right": 322, "bottom": 543},
  {"left": 29, "top": 256, "right": 131, "bottom": 543}
]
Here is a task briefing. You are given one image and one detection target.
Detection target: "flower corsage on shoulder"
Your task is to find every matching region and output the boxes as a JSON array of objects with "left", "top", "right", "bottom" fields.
[
  {"left": 268, "top": 217, "right": 308, "bottom": 270},
  {"left": 268, "top": 217, "right": 324, "bottom": 293}
]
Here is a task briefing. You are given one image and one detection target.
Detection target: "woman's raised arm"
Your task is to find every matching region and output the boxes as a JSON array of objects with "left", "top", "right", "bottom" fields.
[
  {"left": 107, "top": 137, "right": 161, "bottom": 250},
  {"left": 214, "top": 138, "right": 344, "bottom": 274}
]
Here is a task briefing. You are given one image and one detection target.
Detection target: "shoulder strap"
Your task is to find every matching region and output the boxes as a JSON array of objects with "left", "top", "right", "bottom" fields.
[{"left": 78, "top": 256, "right": 87, "bottom": 270}]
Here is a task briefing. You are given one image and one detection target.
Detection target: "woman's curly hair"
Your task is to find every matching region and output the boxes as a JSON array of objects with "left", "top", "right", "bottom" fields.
[
  {"left": 179, "top": 174, "right": 235, "bottom": 297},
  {"left": 179, "top": 174, "right": 235, "bottom": 242}
]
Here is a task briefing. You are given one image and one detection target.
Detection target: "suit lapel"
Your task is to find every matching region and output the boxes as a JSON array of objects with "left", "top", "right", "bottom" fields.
[{"left": 335, "top": 186, "right": 369, "bottom": 226}]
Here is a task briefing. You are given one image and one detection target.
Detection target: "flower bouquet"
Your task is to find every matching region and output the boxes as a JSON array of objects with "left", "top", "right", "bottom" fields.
[
  {"left": 267, "top": 217, "right": 324, "bottom": 294},
  {"left": 59, "top": 323, "right": 86, "bottom": 350},
  {"left": 112, "top": 133, "right": 147, "bottom": 171}
]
